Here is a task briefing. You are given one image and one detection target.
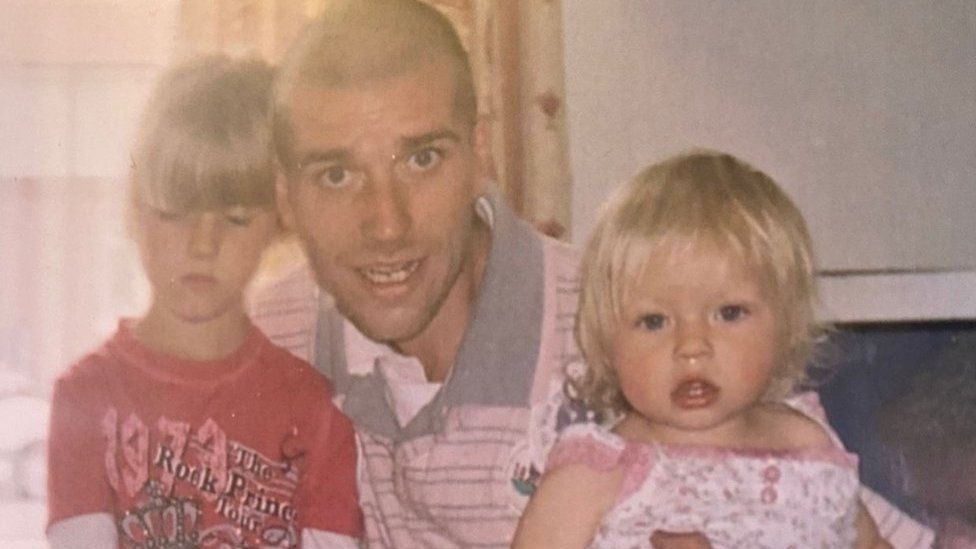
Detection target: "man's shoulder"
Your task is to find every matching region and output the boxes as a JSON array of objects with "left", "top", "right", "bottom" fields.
[
  {"left": 533, "top": 235, "right": 582, "bottom": 388},
  {"left": 251, "top": 260, "right": 319, "bottom": 313},
  {"left": 539, "top": 234, "right": 581, "bottom": 288},
  {"left": 539, "top": 233, "right": 580, "bottom": 262},
  {"left": 250, "top": 262, "right": 322, "bottom": 362}
]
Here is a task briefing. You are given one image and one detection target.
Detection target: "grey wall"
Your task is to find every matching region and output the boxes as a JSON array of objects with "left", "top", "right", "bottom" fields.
[{"left": 562, "top": 1, "right": 976, "bottom": 273}]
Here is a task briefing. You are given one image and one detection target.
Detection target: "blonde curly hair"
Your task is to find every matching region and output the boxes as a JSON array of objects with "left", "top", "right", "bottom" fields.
[{"left": 575, "top": 150, "right": 823, "bottom": 416}]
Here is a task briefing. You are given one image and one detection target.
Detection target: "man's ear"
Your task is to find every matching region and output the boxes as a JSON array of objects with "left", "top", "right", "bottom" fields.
[{"left": 275, "top": 171, "right": 296, "bottom": 232}]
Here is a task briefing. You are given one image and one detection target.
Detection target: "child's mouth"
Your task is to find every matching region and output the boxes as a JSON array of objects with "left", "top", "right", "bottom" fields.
[{"left": 671, "top": 378, "right": 719, "bottom": 409}]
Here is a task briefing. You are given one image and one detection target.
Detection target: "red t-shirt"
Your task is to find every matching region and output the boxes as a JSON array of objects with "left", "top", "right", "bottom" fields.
[{"left": 47, "top": 320, "right": 362, "bottom": 547}]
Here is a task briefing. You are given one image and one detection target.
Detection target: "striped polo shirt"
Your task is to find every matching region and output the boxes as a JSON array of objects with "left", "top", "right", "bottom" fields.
[
  {"left": 252, "top": 195, "right": 933, "bottom": 548},
  {"left": 253, "top": 195, "right": 588, "bottom": 547}
]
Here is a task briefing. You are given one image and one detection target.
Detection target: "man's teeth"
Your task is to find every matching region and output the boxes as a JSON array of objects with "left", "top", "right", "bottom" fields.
[{"left": 362, "top": 261, "right": 419, "bottom": 284}]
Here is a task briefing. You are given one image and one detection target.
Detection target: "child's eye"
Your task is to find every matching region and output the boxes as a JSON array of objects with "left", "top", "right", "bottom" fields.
[
  {"left": 717, "top": 304, "right": 749, "bottom": 322},
  {"left": 636, "top": 313, "right": 667, "bottom": 331},
  {"left": 404, "top": 147, "right": 444, "bottom": 174},
  {"left": 153, "top": 208, "right": 186, "bottom": 222},
  {"left": 223, "top": 208, "right": 253, "bottom": 226}
]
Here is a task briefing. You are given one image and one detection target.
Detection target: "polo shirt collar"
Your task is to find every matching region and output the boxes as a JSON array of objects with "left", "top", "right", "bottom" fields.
[{"left": 326, "top": 193, "right": 544, "bottom": 440}]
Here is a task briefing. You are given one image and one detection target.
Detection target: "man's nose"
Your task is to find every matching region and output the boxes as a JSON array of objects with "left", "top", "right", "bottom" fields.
[
  {"left": 188, "top": 212, "right": 221, "bottom": 257},
  {"left": 360, "top": 173, "right": 412, "bottom": 245}
]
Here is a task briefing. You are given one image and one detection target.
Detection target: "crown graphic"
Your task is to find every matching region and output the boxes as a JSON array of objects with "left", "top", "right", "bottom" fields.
[{"left": 119, "top": 481, "right": 202, "bottom": 548}]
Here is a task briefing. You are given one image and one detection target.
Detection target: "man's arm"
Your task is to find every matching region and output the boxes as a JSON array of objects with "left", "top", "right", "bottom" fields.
[
  {"left": 860, "top": 486, "right": 933, "bottom": 548},
  {"left": 249, "top": 263, "right": 320, "bottom": 363}
]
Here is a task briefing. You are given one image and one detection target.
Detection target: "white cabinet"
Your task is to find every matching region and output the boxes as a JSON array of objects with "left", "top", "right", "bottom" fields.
[{"left": 562, "top": 1, "right": 976, "bottom": 321}]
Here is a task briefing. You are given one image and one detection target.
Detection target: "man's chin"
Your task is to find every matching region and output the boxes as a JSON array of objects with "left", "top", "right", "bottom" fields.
[{"left": 345, "top": 307, "right": 430, "bottom": 347}]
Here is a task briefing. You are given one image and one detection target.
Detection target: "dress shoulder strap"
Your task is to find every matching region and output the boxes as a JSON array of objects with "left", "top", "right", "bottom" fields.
[{"left": 545, "top": 423, "right": 627, "bottom": 472}]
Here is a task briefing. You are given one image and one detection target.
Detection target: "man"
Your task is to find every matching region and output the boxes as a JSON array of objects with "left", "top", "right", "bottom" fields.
[
  {"left": 254, "top": 1, "right": 931, "bottom": 547},
  {"left": 254, "top": 1, "right": 583, "bottom": 546}
]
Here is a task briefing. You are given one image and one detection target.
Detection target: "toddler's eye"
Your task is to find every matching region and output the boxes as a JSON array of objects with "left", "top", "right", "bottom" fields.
[
  {"left": 636, "top": 313, "right": 666, "bottom": 331},
  {"left": 717, "top": 304, "right": 749, "bottom": 322}
]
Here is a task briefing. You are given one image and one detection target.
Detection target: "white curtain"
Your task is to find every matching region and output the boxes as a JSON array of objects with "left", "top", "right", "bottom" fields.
[{"left": 0, "top": 2, "right": 177, "bottom": 390}]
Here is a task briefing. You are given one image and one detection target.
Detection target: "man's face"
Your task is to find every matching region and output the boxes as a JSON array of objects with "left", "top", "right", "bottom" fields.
[{"left": 278, "top": 63, "right": 489, "bottom": 347}]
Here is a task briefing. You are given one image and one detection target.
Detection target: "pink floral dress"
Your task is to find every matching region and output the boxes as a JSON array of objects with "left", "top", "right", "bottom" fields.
[{"left": 547, "top": 393, "right": 861, "bottom": 548}]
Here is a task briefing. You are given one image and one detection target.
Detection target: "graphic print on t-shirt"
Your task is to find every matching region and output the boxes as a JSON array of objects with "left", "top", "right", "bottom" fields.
[{"left": 101, "top": 407, "right": 304, "bottom": 548}]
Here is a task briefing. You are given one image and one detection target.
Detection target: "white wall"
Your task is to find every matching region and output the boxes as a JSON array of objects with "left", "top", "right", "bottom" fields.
[
  {"left": 562, "top": 1, "right": 976, "bottom": 321},
  {"left": 0, "top": 0, "right": 177, "bottom": 178},
  {"left": 0, "top": 1, "right": 179, "bottom": 388}
]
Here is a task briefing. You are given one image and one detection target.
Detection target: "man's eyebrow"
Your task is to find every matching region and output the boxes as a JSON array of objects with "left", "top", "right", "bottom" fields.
[
  {"left": 402, "top": 129, "right": 462, "bottom": 149},
  {"left": 296, "top": 149, "right": 348, "bottom": 168}
]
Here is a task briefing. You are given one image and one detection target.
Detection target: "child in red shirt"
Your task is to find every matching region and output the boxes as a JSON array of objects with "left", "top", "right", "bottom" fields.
[{"left": 46, "top": 55, "right": 362, "bottom": 548}]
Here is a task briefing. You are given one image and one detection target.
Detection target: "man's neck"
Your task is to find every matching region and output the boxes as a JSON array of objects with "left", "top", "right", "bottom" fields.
[{"left": 396, "top": 225, "right": 491, "bottom": 382}]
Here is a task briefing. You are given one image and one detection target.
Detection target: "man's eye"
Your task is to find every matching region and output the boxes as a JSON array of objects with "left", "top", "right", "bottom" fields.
[
  {"left": 636, "top": 314, "right": 666, "bottom": 331},
  {"left": 405, "top": 147, "right": 443, "bottom": 173},
  {"left": 717, "top": 304, "right": 749, "bottom": 322},
  {"left": 309, "top": 164, "right": 356, "bottom": 188}
]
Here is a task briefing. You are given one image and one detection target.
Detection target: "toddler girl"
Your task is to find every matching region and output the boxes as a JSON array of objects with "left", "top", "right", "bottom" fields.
[{"left": 514, "top": 151, "right": 887, "bottom": 548}]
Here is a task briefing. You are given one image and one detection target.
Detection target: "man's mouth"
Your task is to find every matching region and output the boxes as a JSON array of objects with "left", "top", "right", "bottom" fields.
[{"left": 359, "top": 259, "right": 421, "bottom": 285}]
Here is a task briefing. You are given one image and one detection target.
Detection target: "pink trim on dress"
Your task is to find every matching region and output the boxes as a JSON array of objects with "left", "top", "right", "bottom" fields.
[
  {"left": 653, "top": 440, "right": 858, "bottom": 469},
  {"left": 546, "top": 434, "right": 624, "bottom": 472},
  {"left": 546, "top": 425, "right": 657, "bottom": 503}
]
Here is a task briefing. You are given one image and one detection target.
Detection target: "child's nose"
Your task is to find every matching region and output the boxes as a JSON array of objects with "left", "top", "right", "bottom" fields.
[
  {"left": 674, "top": 320, "right": 712, "bottom": 363},
  {"left": 188, "top": 213, "right": 221, "bottom": 257}
]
